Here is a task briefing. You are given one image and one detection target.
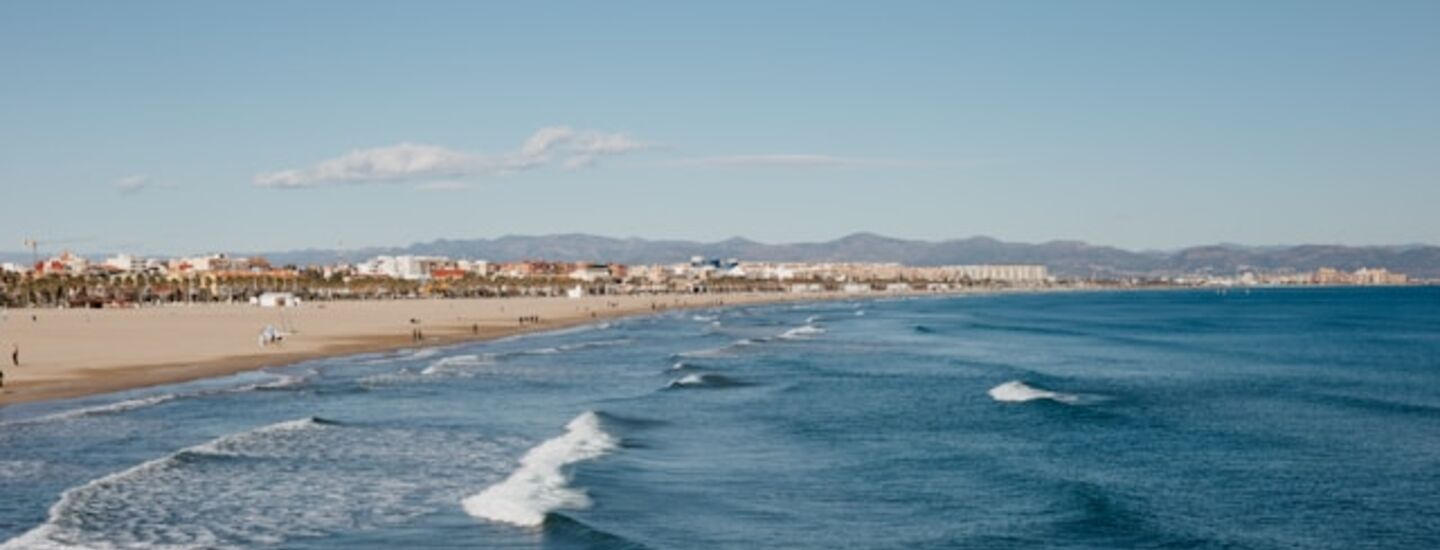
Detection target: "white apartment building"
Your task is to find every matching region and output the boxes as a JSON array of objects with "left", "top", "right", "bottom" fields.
[
  {"left": 103, "top": 254, "right": 139, "bottom": 272},
  {"left": 355, "top": 255, "right": 452, "bottom": 280},
  {"left": 947, "top": 264, "right": 1049, "bottom": 283},
  {"left": 458, "top": 260, "right": 490, "bottom": 276}
]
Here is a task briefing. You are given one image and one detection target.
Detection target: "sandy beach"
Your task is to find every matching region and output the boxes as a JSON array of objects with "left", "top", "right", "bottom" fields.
[{"left": 0, "top": 293, "right": 835, "bottom": 406}]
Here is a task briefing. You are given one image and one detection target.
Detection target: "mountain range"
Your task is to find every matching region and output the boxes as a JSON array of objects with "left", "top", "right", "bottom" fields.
[{"left": 249, "top": 233, "right": 1440, "bottom": 279}]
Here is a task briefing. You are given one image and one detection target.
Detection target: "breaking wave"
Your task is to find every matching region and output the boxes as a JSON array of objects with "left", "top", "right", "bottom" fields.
[
  {"left": 675, "top": 338, "right": 763, "bottom": 358},
  {"left": 1, "top": 417, "right": 337, "bottom": 549},
  {"left": 406, "top": 348, "right": 441, "bottom": 360},
  {"left": 1, "top": 371, "right": 310, "bottom": 427},
  {"left": 240, "top": 371, "right": 311, "bottom": 392},
  {"left": 3, "top": 416, "right": 515, "bottom": 549},
  {"left": 502, "top": 339, "right": 634, "bottom": 358},
  {"left": 556, "top": 338, "right": 633, "bottom": 352},
  {"left": 988, "top": 381, "right": 1082, "bottom": 405},
  {"left": 666, "top": 373, "right": 748, "bottom": 389},
  {"left": 420, "top": 354, "right": 490, "bottom": 376},
  {"left": 463, "top": 411, "right": 619, "bottom": 527},
  {"left": 20, "top": 394, "right": 181, "bottom": 425},
  {"left": 778, "top": 325, "right": 826, "bottom": 340},
  {"left": 669, "top": 361, "right": 702, "bottom": 372}
]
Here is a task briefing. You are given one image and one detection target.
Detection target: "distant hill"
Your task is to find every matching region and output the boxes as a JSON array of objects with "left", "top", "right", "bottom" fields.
[
  {"left": 248, "top": 233, "right": 1440, "bottom": 279},
  {"left": 6, "top": 234, "right": 1436, "bottom": 278}
]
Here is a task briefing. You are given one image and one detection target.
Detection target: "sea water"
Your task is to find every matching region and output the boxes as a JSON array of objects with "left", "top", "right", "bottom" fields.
[{"left": 2, "top": 287, "right": 1437, "bottom": 548}]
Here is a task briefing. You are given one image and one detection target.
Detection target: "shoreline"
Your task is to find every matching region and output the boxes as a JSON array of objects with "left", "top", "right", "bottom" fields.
[
  {"left": 5, "top": 284, "right": 1409, "bottom": 408},
  {"left": 0, "top": 292, "right": 874, "bottom": 407}
]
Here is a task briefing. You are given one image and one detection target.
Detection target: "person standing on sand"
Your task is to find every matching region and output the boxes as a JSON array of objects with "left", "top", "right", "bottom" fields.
[{"left": 11, "top": 344, "right": 18, "bottom": 367}]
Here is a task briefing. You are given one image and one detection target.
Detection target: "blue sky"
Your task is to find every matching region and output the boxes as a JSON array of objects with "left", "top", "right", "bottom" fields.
[{"left": 1, "top": 1, "right": 1436, "bottom": 255}]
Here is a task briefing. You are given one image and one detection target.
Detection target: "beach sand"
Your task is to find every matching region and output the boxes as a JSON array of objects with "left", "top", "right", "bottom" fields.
[{"left": 0, "top": 293, "right": 830, "bottom": 405}]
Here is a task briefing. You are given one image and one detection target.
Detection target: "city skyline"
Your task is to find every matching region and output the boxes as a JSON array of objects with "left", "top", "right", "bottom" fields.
[{"left": 3, "top": 1, "right": 1438, "bottom": 254}]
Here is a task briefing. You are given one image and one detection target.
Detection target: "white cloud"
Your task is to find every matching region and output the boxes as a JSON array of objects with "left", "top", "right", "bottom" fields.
[
  {"left": 254, "top": 143, "right": 482, "bottom": 188},
  {"left": 518, "top": 126, "right": 576, "bottom": 159},
  {"left": 561, "top": 155, "right": 597, "bottom": 170},
  {"left": 114, "top": 175, "right": 155, "bottom": 194},
  {"left": 571, "top": 131, "right": 652, "bottom": 155},
  {"left": 653, "top": 154, "right": 907, "bottom": 168},
  {"left": 254, "top": 127, "right": 655, "bottom": 188},
  {"left": 415, "top": 181, "right": 475, "bottom": 192}
]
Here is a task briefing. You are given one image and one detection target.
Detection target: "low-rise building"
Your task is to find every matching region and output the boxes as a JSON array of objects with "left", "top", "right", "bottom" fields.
[{"left": 252, "top": 292, "right": 300, "bottom": 307}]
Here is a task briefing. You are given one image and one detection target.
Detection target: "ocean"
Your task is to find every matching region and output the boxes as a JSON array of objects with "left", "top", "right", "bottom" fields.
[{"left": 2, "top": 287, "right": 1438, "bottom": 549}]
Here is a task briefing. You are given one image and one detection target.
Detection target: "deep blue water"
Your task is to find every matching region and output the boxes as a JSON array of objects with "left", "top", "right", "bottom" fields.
[{"left": 2, "top": 287, "right": 1438, "bottom": 549}]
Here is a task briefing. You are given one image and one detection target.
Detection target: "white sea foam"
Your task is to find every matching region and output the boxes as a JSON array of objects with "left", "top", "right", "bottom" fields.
[
  {"left": 358, "top": 367, "right": 422, "bottom": 385},
  {"left": 235, "top": 371, "right": 311, "bottom": 392},
  {"left": 3, "top": 416, "right": 515, "bottom": 549},
  {"left": 1, "top": 370, "right": 311, "bottom": 427},
  {"left": 488, "top": 338, "right": 633, "bottom": 361},
  {"left": 666, "top": 373, "right": 745, "bottom": 389},
  {"left": 673, "top": 345, "right": 720, "bottom": 358},
  {"left": 987, "top": 381, "right": 1081, "bottom": 405},
  {"left": 0, "top": 417, "right": 334, "bottom": 550},
  {"left": 420, "top": 354, "right": 488, "bottom": 376},
  {"left": 557, "top": 338, "right": 632, "bottom": 352},
  {"left": 778, "top": 325, "right": 826, "bottom": 340},
  {"left": 512, "top": 322, "right": 612, "bottom": 342},
  {"left": 672, "top": 373, "right": 706, "bottom": 387},
  {"left": 30, "top": 394, "right": 181, "bottom": 424},
  {"left": 407, "top": 348, "right": 442, "bottom": 359},
  {"left": 676, "top": 338, "right": 753, "bottom": 358},
  {"left": 692, "top": 314, "right": 717, "bottom": 322},
  {"left": 462, "top": 411, "right": 619, "bottom": 527}
]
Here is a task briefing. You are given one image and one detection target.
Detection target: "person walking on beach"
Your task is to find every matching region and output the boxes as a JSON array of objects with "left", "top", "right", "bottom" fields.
[{"left": 11, "top": 344, "right": 18, "bottom": 367}]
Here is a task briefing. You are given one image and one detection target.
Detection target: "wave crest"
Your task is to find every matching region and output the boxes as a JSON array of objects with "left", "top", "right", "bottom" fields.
[
  {"left": 988, "top": 381, "right": 1082, "bottom": 405},
  {"left": 462, "top": 411, "right": 619, "bottom": 527},
  {"left": 778, "top": 325, "right": 825, "bottom": 340},
  {"left": 666, "top": 373, "right": 747, "bottom": 389},
  {"left": 2, "top": 371, "right": 310, "bottom": 427},
  {"left": 421, "top": 354, "right": 490, "bottom": 376},
  {"left": 0, "top": 417, "right": 338, "bottom": 550}
]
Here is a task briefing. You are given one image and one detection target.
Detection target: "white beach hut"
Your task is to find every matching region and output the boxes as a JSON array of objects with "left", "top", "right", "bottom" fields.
[{"left": 254, "top": 292, "right": 300, "bottom": 308}]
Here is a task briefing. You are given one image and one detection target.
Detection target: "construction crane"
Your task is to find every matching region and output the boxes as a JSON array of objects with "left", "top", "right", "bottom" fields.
[{"left": 22, "top": 237, "right": 89, "bottom": 267}]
